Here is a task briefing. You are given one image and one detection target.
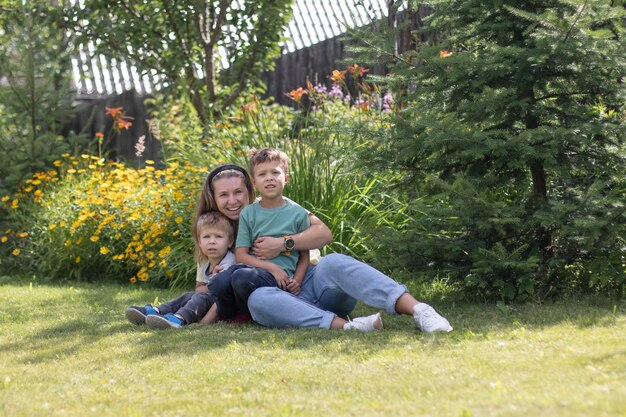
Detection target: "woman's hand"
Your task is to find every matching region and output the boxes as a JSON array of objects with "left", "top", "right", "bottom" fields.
[{"left": 252, "top": 236, "right": 284, "bottom": 260}]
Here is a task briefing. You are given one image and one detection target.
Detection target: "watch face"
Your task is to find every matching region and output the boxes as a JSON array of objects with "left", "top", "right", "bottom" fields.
[{"left": 285, "top": 237, "right": 295, "bottom": 250}]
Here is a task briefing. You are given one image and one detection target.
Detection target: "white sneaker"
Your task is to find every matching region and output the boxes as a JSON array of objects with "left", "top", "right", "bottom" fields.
[
  {"left": 413, "top": 303, "right": 452, "bottom": 333},
  {"left": 343, "top": 312, "right": 383, "bottom": 332}
]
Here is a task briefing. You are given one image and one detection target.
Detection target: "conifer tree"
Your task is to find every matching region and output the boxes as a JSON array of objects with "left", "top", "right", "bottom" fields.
[{"left": 362, "top": 1, "right": 625, "bottom": 299}]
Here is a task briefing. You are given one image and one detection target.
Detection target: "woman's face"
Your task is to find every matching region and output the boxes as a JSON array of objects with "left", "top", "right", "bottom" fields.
[{"left": 212, "top": 176, "right": 250, "bottom": 221}]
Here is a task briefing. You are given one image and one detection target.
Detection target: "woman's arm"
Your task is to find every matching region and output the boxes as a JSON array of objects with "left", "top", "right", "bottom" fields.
[{"left": 252, "top": 214, "right": 333, "bottom": 259}]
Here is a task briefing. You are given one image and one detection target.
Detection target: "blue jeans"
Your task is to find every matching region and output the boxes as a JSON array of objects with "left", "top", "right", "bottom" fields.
[
  {"left": 208, "top": 264, "right": 278, "bottom": 319},
  {"left": 247, "top": 253, "right": 408, "bottom": 329},
  {"left": 155, "top": 289, "right": 213, "bottom": 324}
]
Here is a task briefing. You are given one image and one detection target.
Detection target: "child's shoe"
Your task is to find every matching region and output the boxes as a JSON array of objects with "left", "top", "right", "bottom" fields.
[
  {"left": 125, "top": 305, "right": 159, "bottom": 325},
  {"left": 146, "top": 313, "right": 184, "bottom": 329},
  {"left": 413, "top": 303, "right": 452, "bottom": 333},
  {"left": 343, "top": 312, "right": 383, "bottom": 332}
]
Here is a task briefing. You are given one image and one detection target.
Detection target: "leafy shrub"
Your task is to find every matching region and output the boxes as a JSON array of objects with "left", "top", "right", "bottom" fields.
[{"left": 1, "top": 154, "right": 207, "bottom": 287}]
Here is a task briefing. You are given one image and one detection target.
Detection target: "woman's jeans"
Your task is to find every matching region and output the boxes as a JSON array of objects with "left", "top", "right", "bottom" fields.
[
  {"left": 155, "top": 290, "right": 213, "bottom": 324},
  {"left": 247, "top": 253, "right": 408, "bottom": 329},
  {"left": 208, "top": 264, "right": 278, "bottom": 318}
]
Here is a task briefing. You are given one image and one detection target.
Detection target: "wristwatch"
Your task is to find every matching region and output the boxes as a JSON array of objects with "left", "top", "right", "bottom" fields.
[{"left": 283, "top": 236, "right": 295, "bottom": 256}]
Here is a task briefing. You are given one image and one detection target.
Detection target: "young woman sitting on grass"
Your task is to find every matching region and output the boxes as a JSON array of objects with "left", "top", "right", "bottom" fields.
[{"left": 201, "top": 161, "right": 452, "bottom": 333}]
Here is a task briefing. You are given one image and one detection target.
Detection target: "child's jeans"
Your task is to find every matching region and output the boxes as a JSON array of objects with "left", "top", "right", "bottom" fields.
[
  {"left": 155, "top": 288, "right": 213, "bottom": 324},
  {"left": 208, "top": 264, "right": 278, "bottom": 318}
]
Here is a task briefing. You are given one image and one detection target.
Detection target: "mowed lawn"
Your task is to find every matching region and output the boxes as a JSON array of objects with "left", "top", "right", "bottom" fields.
[{"left": 0, "top": 275, "right": 624, "bottom": 417}]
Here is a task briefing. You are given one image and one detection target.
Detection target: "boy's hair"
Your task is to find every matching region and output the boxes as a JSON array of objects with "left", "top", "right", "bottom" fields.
[
  {"left": 247, "top": 148, "right": 289, "bottom": 175},
  {"left": 193, "top": 211, "right": 235, "bottom": 263}
]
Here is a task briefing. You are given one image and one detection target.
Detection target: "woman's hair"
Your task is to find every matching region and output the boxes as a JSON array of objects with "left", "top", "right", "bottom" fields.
[
  {"left": 192, "top": 164, "right": 255, "bottom": 244},
  {"left": 247, "top": 148, "right": 289, "bottom": 175},
  {"left": 193, "top": 211, "right": 235, "bottom": 264}
]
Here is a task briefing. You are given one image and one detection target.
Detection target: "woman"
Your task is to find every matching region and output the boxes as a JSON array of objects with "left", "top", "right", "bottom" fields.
[{"left": 205, "top": 164, "right": 452, "bottom": 333}]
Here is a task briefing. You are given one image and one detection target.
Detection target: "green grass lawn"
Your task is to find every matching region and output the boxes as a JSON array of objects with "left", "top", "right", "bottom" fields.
[{"left": 0, "top": 275, "right": 624, "bottom": 417}]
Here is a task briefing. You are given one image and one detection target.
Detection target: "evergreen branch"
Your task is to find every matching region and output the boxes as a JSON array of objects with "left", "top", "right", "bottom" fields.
[
  {"left": 356, "top": 37, "right": 419, "bottom": 68},
  {"left": 562, "top": 0, "right": 589, "bottom": 43},
  {"left": 534, "top": 90, "right": 596, "bottom": 102}
]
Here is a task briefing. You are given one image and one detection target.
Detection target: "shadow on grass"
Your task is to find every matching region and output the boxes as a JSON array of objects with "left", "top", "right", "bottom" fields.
[{"left": 1, "top": 275, "right": 624, "bottom": 364}]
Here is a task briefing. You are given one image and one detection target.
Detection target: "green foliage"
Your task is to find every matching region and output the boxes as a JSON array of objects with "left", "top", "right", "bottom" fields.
[
  {"left": 69, "top": 0, "right": 294, "bottom": 122},
  {"left": 0, "top": 1, "right": 87, "bottom": 198},
  {"left": 354, "top": 1, "right": 626, "bottom": 300},
  {"left": 0, "top": 155, "right": 207, "bottom": 287},
  {"left": 1, "top": 68, "right": 409, "bottom": 286}
]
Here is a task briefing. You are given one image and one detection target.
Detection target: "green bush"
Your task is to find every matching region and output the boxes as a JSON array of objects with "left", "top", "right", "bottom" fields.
[{"left": 1, "top": 154, "right": 207, "bottom": 287}]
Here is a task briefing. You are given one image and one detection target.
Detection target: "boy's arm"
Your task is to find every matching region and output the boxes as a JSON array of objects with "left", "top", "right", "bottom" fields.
[
  {"left": 286, "top": 249, "right": 309, "bottom": 295},
  {"left": 235, "top": 247, "right": 289, "bottom": 289},
  {"left": 195, "top": 262, "right": 209, "bottom": 292}
]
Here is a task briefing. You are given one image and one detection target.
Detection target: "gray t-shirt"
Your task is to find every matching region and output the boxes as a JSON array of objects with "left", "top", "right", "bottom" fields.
[{"left": 195, "top": 250, "right": 236, "bottom": 284}]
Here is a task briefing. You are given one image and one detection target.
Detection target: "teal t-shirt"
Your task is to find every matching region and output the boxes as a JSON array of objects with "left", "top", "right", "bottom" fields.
[{"left": 236, "top": 197, "right": 311, "bottom": 277}]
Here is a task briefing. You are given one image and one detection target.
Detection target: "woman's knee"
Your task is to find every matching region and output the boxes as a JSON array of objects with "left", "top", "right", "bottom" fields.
[{"left": 248, "top": 287, "right": 281, "bottom": 311}]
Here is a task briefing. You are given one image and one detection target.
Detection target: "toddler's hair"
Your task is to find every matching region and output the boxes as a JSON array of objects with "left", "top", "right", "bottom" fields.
[
  {"left": 193, "top": 211, "right": 235, "bottom": 263},
  {"left": 247, "top": 148, "right": 289, "bottom": 175}
]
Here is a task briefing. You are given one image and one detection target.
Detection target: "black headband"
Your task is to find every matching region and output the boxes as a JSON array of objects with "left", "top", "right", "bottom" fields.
[{"left": 207, "top": 164, "right": 249, "bottom": 191}]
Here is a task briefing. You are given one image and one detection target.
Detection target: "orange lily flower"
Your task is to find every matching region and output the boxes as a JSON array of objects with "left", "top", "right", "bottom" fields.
[
  {"left": 347, "top": 64, "right": 369, "bottom": 77},
  {"left": 105, "top": 107, "right": 124, "bottom": 118},
  {"left": 116, "top": 119, "right": 133, "bottom": 130},
  {"left": 328, "top": 69, "right": 347, "bottom": 83},
  {"left": 286, "top": 87, "right": 308, "bottom": 102}
]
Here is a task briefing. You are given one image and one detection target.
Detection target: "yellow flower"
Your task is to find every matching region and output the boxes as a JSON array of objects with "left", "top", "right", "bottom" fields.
[
  {"left": 75, "top": 256, "right": 81, "bottom": 263},
  {"left": 100, "top": 247, "right": 110, "bottom": 255},
  {"left": 48, "top": 224, "right": 57, "bottom": 230},
  {"left": 1, "top": 236, "right": 7, "bottom": 243},
  {"left": 175, "top": 217, "right": 183, "bottom": 224},
  {"left": 129, "top": 276, "right": 137, "bottom": 283},
  {"left": 1, "top": 196, "right": 10, "bottom": 202},
  {"left": 12, "top": 248, "right": 20, "bottom": 256},
  {"left": 90, "top": 235, "right": 99, "bottom": 242},
  {"left": 17, "top": 232, "right": 29, "bottom": 238}
]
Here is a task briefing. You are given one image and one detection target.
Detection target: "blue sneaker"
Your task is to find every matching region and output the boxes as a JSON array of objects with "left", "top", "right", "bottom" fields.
[
  {"left": 125, "top": 305, "right": 159, "bottom": 325},
  {"left": 146, "top": 313, "right": 184, "bottom": 329}
]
